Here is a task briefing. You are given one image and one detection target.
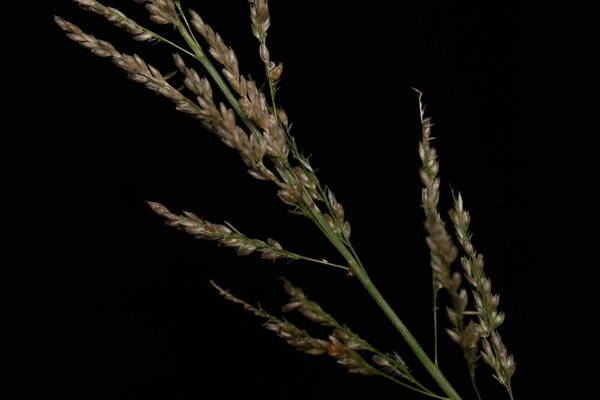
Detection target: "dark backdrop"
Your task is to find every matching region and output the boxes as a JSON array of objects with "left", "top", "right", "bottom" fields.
[{"left": 18, "top": 1, "right": 535, "bottom": 399}]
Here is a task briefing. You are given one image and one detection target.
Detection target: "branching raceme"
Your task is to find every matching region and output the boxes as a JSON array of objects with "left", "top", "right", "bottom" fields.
[{"left": 56, "top": 1, "right": 516, "bottom": 399}]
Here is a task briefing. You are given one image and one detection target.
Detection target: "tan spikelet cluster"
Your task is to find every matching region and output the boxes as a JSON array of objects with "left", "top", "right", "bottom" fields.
[
  {"left": 247, "top": 0, "right": 282, "bottom": 81},
  {"left": 173, "top": 54, "right": 278, "bottom": 182},
  {"left": 174, "top": 2, "right": 340, "bottom": 216},
  {"left": 280, "top": 280, "right": 414, "bottom": 381},
  {"left": 135, "top": 0, "right": 178, "bottom": 25},
  {"left": 481, "top": 332, "right": 515, "bottom": 390},
  {"left": 248, "top": 0, "right": 270, "bottom": 41},
  {"left": 275, "top": 167, "right": 320, "bottom": 208},
  {"left": 281, "top": 279, "right": 339, "bottom": 326},
  {"left": 424, "top": 217, "right": 461, "bottom": 312},
  {"left": 73, "top": 0, "right": 153, "bottom": 41},
  {"left": 54, "top": 17, "right": 201, "bottom": 118},
  {"left": 211, "top": 281, "right": 373, "bottom": 375},
  {"left": 417, "top": 91, "right": 441, "bottom": 218},
  {"left": 372, "top": 353, "right": 412, "bottom": 380},
  {"left": 317, "top": 332, "right": 373, "bottom": 375},
  {"left": 449, "top": 194, "right": 516, "bottom": 388},
  {"left": 147, "top": 201, "right": 286, "bottom": 260},
  {"left": 189, "top": 9, "right": 288, "bottom": 161},
  {"left": 189, "top": 10, "right": 244, "bottom": 93},
  {"left": 417, "top": 91, "right": 480, "bottom": 368},
  {"left": 321, "top": 189, "right": 352, "bottom": 238}
]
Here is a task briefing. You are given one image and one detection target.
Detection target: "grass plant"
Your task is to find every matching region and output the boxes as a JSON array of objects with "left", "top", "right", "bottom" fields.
[{"left": 55, "top": 2, "right": 517, "bottom": 399}]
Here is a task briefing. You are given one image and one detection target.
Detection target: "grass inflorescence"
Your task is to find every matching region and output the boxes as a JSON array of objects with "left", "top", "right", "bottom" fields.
[{"left": 56, "top": 2, "right": 516, "bottom": 399}]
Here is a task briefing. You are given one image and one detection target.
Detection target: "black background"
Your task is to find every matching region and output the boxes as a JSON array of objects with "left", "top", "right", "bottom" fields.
[{"left": 17, "top": 1, "right": 537, "bottom": 399}]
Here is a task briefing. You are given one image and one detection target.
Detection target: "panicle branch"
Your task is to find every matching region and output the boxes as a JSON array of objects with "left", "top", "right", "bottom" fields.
[
  {"left": 73, "top": 0, "right": 154, "bottom": 41},
  {"left": 417, "top": 91, "right": 481, "bottom": 371},
  {"left": 210, "top": 281, "right": 374, "bottom": 375},
  {"left": 449, "top": 194, "right": 516, "bottom": 391},
  {"left": 247, "top": 0, "right": 283, "bottom": 82},
  {"left": 147, "top": 201, "right": 288, "bottom": 260}
]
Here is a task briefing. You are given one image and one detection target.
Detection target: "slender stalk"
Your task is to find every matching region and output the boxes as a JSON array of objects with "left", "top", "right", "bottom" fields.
[
  {"left": 371, "top": 368, "right": 450, "bottom": 400},
  {"left": 258, "top": 30, "right": 280, "bottom": 128},
  {"left": 148, "top": 30, "right": 196, "bottom": 58},
  {"left": 290, "top": 254, "right": 348, "bottom": 270},
  {"left": 433, "top": 274, "right": 439, "bottom": 366},
  {"left": 238, "top": 235, "right": 349, "bottom": 271},
  {"left": 469, "top": 369, "right": 483, "bottom": 400},
  {"left": 507, "top": 383, "right": 515, "bottom": 400},
  {"left": 374, "top": 353, "right": 440, "bottom": 396},
  {"left": 175, "top": 1, "right": 201, "bottom": 49}
]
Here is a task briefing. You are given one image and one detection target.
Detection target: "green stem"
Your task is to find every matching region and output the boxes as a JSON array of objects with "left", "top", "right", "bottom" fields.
[
  {"left": 354, "top": 267, "right": 463, "bottom": 400},
  {"left": 309, "top": 211, "right": 462, "bottom": 400}
]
